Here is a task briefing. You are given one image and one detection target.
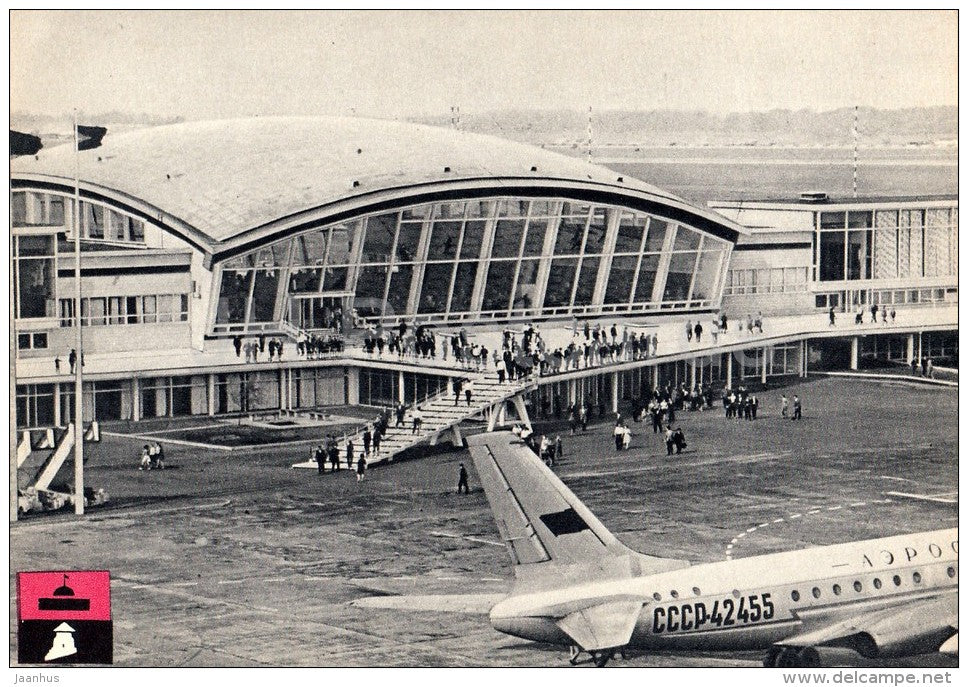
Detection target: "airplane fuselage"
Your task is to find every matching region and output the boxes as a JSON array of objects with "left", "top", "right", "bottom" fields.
[{"left": 490, "top": 528, "right": 958, "bottom": 655}]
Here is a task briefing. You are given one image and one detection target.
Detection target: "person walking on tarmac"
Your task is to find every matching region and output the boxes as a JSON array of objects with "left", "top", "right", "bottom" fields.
[
  {"left": 665, "top": 425, "right": 675, "bottom": 456},
  {"left": 457, "top": 462, "right": 469, "bottom": 494},
  {"left": 346, "top": 440, "right": 355, "bottom": 470},
  {"left": 356, "top": 453, "right": 367, "bottom": 482}
]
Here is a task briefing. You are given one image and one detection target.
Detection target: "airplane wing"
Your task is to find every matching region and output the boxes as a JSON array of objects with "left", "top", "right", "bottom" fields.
[
  {"left": 349, "top": 593, "right": 507, "bottom": 615},
  {"left": 777, "top": 593, "right": 957, "bottom": 659}
]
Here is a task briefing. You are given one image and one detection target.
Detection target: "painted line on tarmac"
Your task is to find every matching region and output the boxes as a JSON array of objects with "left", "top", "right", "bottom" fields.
[
  {"left": 880, "top": 475, "right": 918, "bottom": 483},
  {"left": 562, "top": 450, "right": 792, "bottom": 480},
  {"left": 101, "top": 430, "right": 234, "bottom": 451},
  {"left": 725, "top": 498, "right": 894, "bottom": 561},
  {"left": 885, "top": 491, "right": 958, "bottom": 504}
]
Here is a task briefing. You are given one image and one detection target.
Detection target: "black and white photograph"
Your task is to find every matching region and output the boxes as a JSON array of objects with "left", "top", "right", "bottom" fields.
[{"left": 8, "top": 9, "right": 959, "bottom": 674}]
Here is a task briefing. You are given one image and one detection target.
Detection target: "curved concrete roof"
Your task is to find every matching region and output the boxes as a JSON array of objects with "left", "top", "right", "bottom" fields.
[{"left": 12, "top": 116, "right": 743, "bottom": 251}]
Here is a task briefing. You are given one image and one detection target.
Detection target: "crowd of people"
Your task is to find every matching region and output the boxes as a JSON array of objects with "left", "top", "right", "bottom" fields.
[
  {"left": 510, "top": 423, "right": 564, "bottom": 467},
  {"left": 722, "top": 386, "right": 761, "bottom": 419},
  {"left": 137, "top": 442, "right": 165, "bottom": 470},
  {"left": 232, "top": 332, "right": 344, "bottom": 363},
  {"left": 314, "top": 407, "right": 397, "bottom": 479}
]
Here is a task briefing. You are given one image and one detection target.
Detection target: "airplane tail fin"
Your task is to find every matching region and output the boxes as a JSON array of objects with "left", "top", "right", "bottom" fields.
[{"left": 467, "top": 431, "right": 688, "bottom": 591}]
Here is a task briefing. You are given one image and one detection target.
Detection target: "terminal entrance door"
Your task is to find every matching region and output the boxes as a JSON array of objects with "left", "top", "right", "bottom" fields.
[
  {"left": 845, "top": 288, "right": 870, "bottom": 313},
  {"left": 288, "top": 294, "right": 349, "bottom": 331}
]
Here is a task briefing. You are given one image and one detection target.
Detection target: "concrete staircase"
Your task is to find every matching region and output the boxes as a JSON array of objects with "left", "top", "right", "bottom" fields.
[{"left": 292, "top": 368, "right": 537, "bottom": 471}]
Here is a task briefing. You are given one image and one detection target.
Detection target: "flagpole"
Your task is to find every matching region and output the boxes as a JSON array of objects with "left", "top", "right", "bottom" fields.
[{"left": 72, "top": 110, "right": 85, "bottom": 516}]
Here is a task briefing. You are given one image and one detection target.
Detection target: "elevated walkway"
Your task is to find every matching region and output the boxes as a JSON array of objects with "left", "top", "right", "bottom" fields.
[
  {"left": 292, "top": 370, "right": 537, "bottom": 471},
  {"left": 15, "top": 305, "right": 955, "bottom": 386}
]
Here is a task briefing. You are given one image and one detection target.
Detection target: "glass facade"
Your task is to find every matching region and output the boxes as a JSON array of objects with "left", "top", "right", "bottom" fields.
[
  {"left": 816, "top": 207, "right": 957, "bottom": 283},
  {"left": 213, "top": 196, "right": 731, "bottom": 332}
]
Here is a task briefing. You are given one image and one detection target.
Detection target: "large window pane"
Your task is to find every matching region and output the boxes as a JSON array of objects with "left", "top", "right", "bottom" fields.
[
  {"left": 328, "top": 225, "right": 353, "bottom": 264},
  {"left": 84, "top": 203, "right": 105, "bottom": 239},
  {"left": 554, "top": 212, "right": 588, "bottom": 255},
  {"left": 465, "top": 200, "right": 494, "bottom": 219},
  {"left": 290, "top": 267, "right": 322, "bottom": 293},
  {"left": 428, "top": 220, "right": 462, "bottom": 256},
  {"left": 820, "top": 212, "right": 846, "bottom": 229},
  {"left": 17, "top": 258, "right": 54, "bottom": 319},
  {"left": 492, "top": 219, "right": 525, "bottom": 258},
  {"left": 386, "top": 265, "right": 413, "bottom": 317},
  {"left": 249, "top": 268, "right": 280, "bottom": 322},
  {"left": 12, "top": 192, "right": 27, "bottom": 226},
  {"left": 605, "top": 255, "right": 637, "bottom": 304},
  {"left": 436, "top": 202, "right": 465, "bottom": 219},
  {"left": 634, "top": 255, "right": 660, "bottom": 303},
  {"left": 583, "top": 209, "right": 608, "bottom": 254},
  {"left": 615, "top": 213, "right": 646, "bottom": 253},
  {"left": 574, "top": 257, "right": 600, "bottom": 305},
  {"left": 663, "top": 252, "right": 697, "bottom": 302},
  {"left": 460, "top": 220, "right": 485, "bottom": 259},
  {"left": 522, "top": 218, "right": 549, "bottom": 257},
  {"left": 644, "top": 219, "right": 668, "bottom": 252},
  {"left": 322, "top": 266, "right": 348, "bottom": 291},
  {"left": 17, "top": 235, "right": 55, "bottom": 257},
  {"left": 692, "top": 248, "right": 724, "bottom": 301},
  {"left": 354, "top": 266, "right": 387, "bottom": 317},
  {"left": 513, "top": 260, "right": 540, "bottom": 311},
  {"left": 545, "top": 258, "right": 578, "bottom": 307},
  {"left": 292, "top": 232, "right": 326, "bottom": 266},
  {"left": 672, "top": 225, "right": 702, "bottom": 251},
  {"left": 418, "top": 263, "right": 453, "bottom": 314},
  {"left": 482, "top": 262, "right": 515, "bottom": 311},
  {"left": 847, "top": 229, "right": 870, "bottom": 280},
  {"left": 450, "top": 262, "right": 477, "bottom": 312},
  {"left": 395, "top": 222, "right": 422, "bottom": 262},
  {"left": 819, "top": 231, "right": 845, "bottom": 281},
  {"left": 362, "top": 213, "right": 397, "bottom": 263}
]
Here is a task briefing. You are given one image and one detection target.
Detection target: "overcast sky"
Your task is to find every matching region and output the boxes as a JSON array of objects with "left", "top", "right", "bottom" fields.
[{"left": 10, "top": 10, "right": 958, "bottom": 120}]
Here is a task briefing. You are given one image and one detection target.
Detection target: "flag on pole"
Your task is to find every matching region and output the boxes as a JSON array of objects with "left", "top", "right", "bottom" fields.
[
  {"left": 10, "top": 130, "right": 43, "bottom": 156},
  {"left": 76, "top": 125, "right": 107, "bottom": 151}
]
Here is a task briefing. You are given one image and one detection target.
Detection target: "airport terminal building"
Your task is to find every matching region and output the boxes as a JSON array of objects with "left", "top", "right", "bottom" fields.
[{"left": 11, "top": 117, "right": 958, "bottom": 429}]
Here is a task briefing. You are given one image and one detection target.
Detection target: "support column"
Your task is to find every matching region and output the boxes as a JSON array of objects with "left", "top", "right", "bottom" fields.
[
  {"left": 511, "top": 394, "right": 532, "bottom": 432},
  {"left": 725, "top": 352, "right": 733, "bottom": 390},
  {"left": 801, "top": 340, "right": 808, "bottom": 378},
  {"left": 917, "top": 332, "right": 923, "bottom": 361},
  {"left": 347, "top": 367, "right": 360, "bottom": 405},
  {"left": 850, "top": 337, "right": 859, "bottom": 371},
  {"left": 651, "top": 364, "right": 659, "bottom": 390},
  {"left": 760, "top": 348, "right": 768, "bottom": 384},
  {"left": 131, "top": 377, "right": 141, "bottom": 422},
  {"left": 53, "top": 383, "right": 62, "bottom": 426},
  {"left": 207, "top": 374, "right": 216, "bottom": 416},
  {"left": 611, "top": 371, "right": 619, "bottom": 413},
  {"left": 449, "top": 424, "right": 463, "bottom": 447},
  {"left": 690, "top": 358, "right": 697, "bottom": 390},
  {"left": 906, "top": 334, "right": 915, "bottom": 364},
  {"left": 397, "top": 370, "right": 405, "bottom": 404},
  {"left": 567, "top": 379, "right": 576, "bottom": 404}
]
